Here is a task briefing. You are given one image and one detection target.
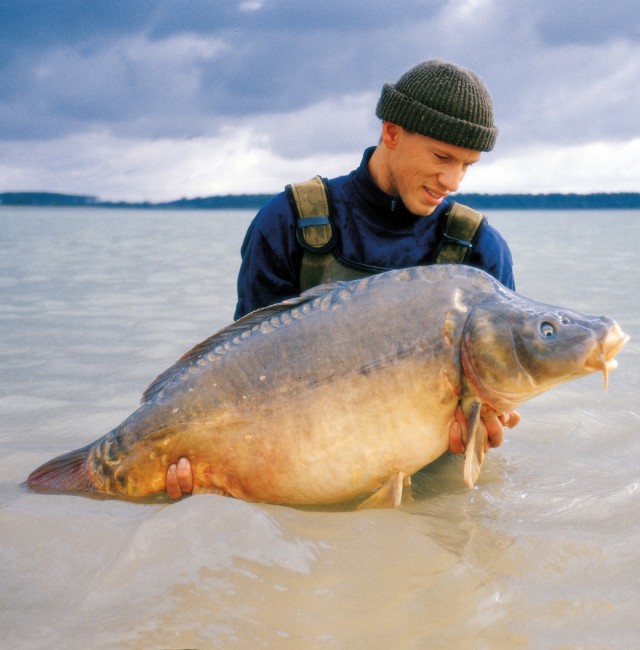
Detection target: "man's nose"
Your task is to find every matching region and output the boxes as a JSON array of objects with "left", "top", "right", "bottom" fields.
[{"left": 438, "top": 166, "right": 464, "bottom": 193}]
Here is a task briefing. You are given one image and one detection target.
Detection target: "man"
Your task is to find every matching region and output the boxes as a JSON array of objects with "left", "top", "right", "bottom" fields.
[
  {"left": 235, "top": 58, "right": 514, "bottom": 319},
  {"left": 166, "top": 59, "right": 520, "bottom": 499}
]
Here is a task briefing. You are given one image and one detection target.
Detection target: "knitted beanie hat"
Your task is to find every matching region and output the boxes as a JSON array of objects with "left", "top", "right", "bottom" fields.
[{"left": 375, "top": 60, "right": 498, "bottom": 151}]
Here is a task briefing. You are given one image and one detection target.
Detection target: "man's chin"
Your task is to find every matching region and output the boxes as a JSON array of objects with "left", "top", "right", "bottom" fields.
[{"left": 409, "top": 202, "right": 438, "bottom": 217}]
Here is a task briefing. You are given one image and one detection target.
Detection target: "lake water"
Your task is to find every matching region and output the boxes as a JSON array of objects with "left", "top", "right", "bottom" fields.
[{"left": 1, "top": 206, "right": 639, "bottom": 649}]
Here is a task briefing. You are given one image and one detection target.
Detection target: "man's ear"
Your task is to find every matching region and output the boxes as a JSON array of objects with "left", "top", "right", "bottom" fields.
[{"left": 381, "top": 121, "right": 401, "bottom": 149}]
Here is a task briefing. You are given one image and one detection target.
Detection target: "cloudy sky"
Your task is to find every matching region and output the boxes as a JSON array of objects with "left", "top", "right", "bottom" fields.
[{"left": 1, "top": 0, "right": 639, "bottom": 202}]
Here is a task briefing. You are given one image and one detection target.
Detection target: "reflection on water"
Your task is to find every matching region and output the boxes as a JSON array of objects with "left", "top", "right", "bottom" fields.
[{"left": 1, "top": 207, "right": 639, "bottom": 648}]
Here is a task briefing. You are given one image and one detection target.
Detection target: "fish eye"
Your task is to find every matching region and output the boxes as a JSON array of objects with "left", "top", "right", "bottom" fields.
[{"left": 540, "top": 322, "right": 556, "bottom": 337}]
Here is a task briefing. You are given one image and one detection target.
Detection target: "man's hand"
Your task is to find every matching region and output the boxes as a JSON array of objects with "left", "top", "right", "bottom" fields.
[
  {"left": 166, "top": 457, "right": 193, "bottom": 499},
  {"left": 449, "top": 405, "right": 520, "bottom": 454}
]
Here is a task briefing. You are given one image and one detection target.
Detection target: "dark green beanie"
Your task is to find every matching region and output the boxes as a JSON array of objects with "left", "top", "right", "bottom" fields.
[{"left": 375, "top": 60, "right": 498, "bottom": 152}]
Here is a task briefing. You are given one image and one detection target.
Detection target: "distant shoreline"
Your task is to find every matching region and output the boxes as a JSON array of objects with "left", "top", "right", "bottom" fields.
[{"left": 2, "top": 191, "right": 640, "bottom": 210}]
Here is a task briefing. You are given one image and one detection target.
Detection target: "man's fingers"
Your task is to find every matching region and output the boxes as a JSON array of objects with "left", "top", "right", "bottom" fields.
[
  {"left": 166, "top": 457, "right": 194, "bottom": 499},
  {"left": 500, "top": 410, "right": 521, "bottom": 429},
  {"left": 449, "top": 406, "right": 469, "bottom": 454},
  {"left": 166, "top": 463, "right": 182, "bottom": 499},
  {"left": 449, "top": 420, "right": 465, "bottom": 454},
  {"left": 480, "top": 405, "right": 504, "bottom": 450},
  {"left": 176, "top": 457, "right": 193, "bottom": 495}
]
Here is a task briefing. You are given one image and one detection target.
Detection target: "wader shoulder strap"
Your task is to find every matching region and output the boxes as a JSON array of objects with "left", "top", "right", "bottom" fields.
[
  {"left": 435, "top": 202, "right": 486, "bottom": 264},
  {"left": 287, "top": 175, "right": 341, "bottom": 291},
  {"left": 287, "top": 175, "right": 337, "bottom": 253}
]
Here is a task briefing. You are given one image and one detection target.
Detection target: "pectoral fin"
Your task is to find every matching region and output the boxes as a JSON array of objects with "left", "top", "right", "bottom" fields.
[
  {"left": 463, "top": 401, "right": 485, "bottom": 488},
  {"left": 357, "top": 472, "right": 410, "bottom": 509}
]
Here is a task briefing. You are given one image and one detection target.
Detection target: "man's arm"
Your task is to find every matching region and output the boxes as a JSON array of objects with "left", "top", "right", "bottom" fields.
[
  {"left": 234, "top": 194, "right": 302, "bottom": 320},
  {"left": 470, "top": 220, "right": 515, "bottom": 291}
]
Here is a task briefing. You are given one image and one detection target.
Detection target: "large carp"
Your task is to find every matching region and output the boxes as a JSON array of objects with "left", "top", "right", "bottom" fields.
[{"left": 27, "top": 265, "right": 628, "bottom": 508}]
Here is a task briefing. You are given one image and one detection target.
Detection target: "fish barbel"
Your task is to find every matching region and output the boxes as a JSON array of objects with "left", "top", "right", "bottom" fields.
[{"left": 26, "top": 265, "right": 629, "bottom": 507}]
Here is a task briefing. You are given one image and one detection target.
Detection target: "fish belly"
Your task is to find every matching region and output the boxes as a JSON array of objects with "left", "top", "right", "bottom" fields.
[{"left": 122, "top": 359, "right": 458, "bottom": 505}]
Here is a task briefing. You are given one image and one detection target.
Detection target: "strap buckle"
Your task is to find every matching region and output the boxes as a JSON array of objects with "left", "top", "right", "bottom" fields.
[
  {"left": 441, "top": 232, "right": 474, "bottom": 251},
  {"left": 297, "top": 216, "right": 330, "bottom": 229}
]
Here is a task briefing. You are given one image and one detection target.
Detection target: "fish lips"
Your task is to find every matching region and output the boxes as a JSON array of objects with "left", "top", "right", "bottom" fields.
[{"left": 584, "top": 321, "right": 629, "bottom": 390}]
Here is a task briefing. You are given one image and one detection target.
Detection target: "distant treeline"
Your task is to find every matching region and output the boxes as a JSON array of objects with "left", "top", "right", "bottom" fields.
[
  {"left": 2, "top": 191, "right": 640, "bottom": 210},
  {"left": 0, "top": 191, "right": 274, "bottom": 209},
  {"left": 455, "top": 192, "right": 640, "bottom": 210}
]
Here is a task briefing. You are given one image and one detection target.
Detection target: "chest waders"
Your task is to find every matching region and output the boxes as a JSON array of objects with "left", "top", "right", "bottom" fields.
[{"left": 286, "top": 175, "right": 486, "bottom": 292}]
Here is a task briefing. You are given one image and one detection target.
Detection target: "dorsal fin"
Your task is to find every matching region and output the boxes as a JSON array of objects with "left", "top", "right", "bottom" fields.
[{"left": 140, "top": 281, "right": 351, "bottom": 403}]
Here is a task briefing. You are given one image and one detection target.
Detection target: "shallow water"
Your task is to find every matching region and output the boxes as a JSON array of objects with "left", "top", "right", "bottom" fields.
[{"left": 1, "top": 207, "right": 639, "bottom": 649}]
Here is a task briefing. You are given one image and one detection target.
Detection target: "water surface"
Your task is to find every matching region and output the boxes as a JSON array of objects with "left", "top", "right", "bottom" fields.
[{"left": 1, "top": 207, "right": 638, "bottom": 648}]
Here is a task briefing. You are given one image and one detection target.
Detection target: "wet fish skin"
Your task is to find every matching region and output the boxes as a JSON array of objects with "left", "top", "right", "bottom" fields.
[{"left": 26, "top": 265, "right": 628, "bottom": 506}]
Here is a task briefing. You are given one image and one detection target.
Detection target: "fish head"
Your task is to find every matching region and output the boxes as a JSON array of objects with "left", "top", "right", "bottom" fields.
[{"left": 460, "top": 298, "right": 629, "bottom": 411}]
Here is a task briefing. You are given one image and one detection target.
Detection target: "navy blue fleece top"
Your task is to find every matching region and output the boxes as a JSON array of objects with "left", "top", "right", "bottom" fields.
[{"left": 234, "top": 147, "right": 514, "bottom": 319}]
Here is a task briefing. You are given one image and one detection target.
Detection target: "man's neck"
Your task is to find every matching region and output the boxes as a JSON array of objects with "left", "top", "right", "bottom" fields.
[{"left": 367, "top": 145, "right": 395, "bottom": 197}]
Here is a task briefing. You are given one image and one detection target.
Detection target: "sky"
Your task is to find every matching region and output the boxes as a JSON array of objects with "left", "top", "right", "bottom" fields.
[{"left": 1, "top": 0, "right": 639, "bottom": 202}]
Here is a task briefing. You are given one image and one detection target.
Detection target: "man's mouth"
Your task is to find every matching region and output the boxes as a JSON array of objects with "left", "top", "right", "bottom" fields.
[{"left": 424, "top": 186, "right": 446, "bottom": 203}]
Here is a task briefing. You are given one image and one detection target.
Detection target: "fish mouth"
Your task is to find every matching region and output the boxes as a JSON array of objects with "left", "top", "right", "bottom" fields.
[{"left": 585, "top": 321, "right": 630, "bottom": 391}]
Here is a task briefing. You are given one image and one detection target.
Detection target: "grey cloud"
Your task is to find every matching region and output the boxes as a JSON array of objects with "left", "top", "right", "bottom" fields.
[
  {"left": 532, "top": 0, "right": 640, "bottom": 46},
  {"left": 1, "top": 0, "right": 639, "bottom": 154}
]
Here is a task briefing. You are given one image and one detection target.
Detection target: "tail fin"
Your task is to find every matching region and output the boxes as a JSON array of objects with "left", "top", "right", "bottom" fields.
[{"left": 26, "top": 444, "right": 95, "bottom": 494}]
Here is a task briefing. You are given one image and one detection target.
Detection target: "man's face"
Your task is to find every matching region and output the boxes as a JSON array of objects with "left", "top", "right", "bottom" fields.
[{"left": 384, "top": 124, "right": 482, "bottom": 216}]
